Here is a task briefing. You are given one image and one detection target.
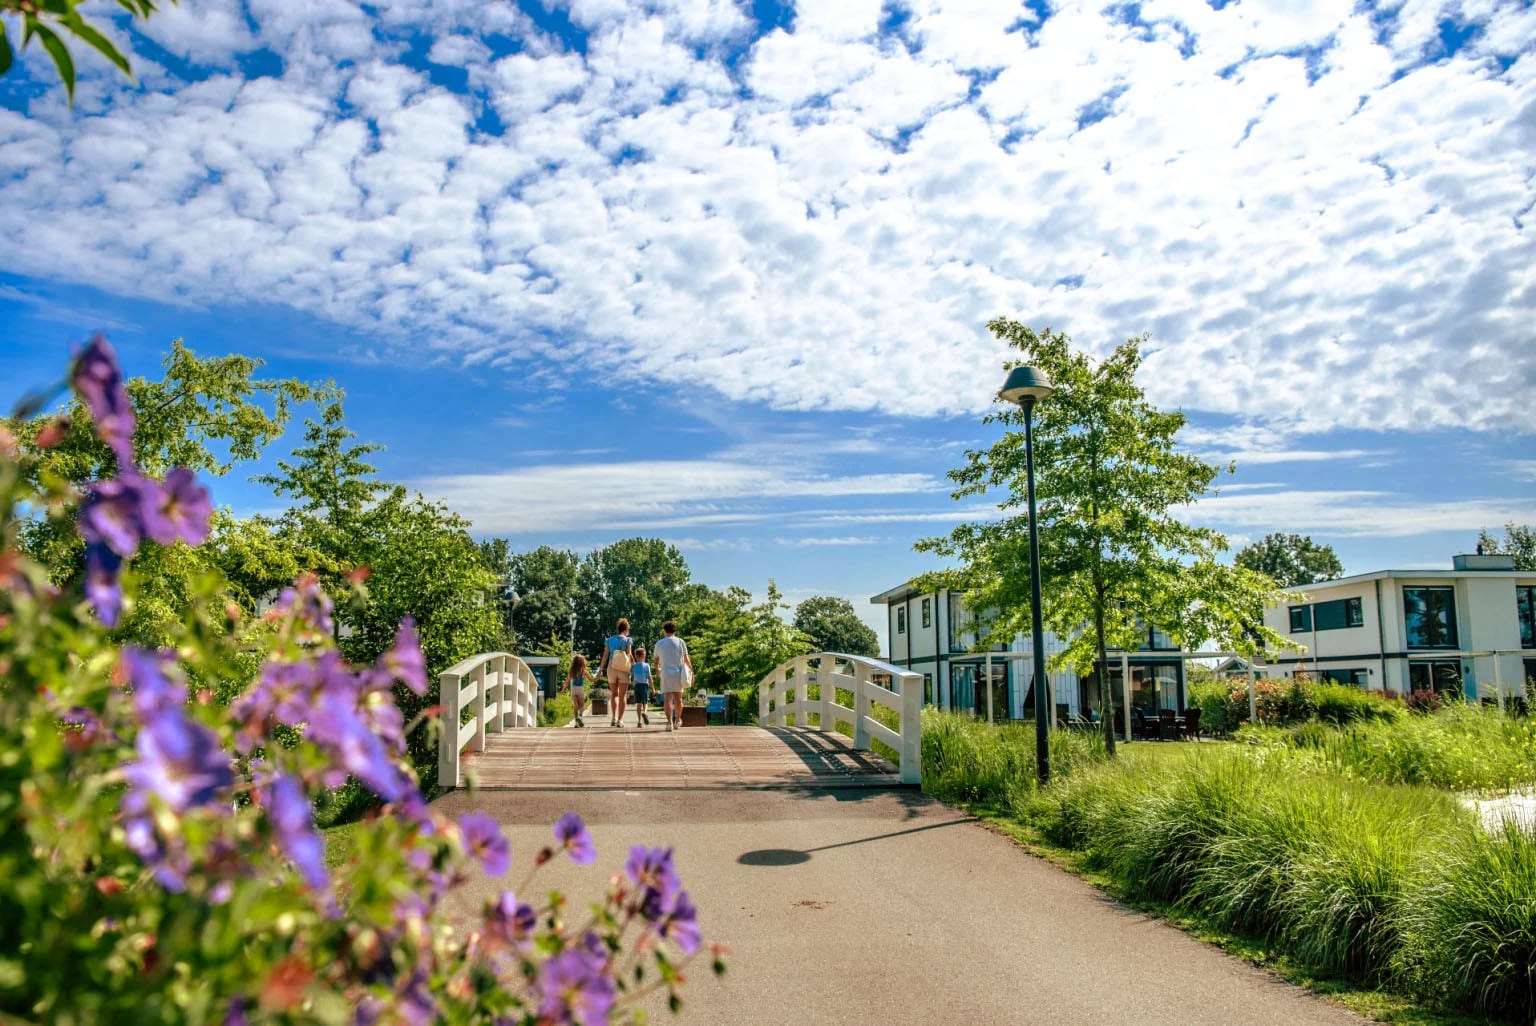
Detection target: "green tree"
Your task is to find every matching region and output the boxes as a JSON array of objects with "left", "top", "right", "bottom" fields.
[
  {"left": 574, "top": 538, "right": 692, "bottom": 655},
  {"left": 793, "top": 595, "right": 880, "bottom": 656},
  {"left": 0, "top": 0, "right": 171, "bottom": 103},
  {"left": 7, "top": 340, "right": 324, "bottom": 641},
  {"left": 509, "top": 543, "right": 582, "bottom": 653},
  {"left": 1478, "top": 522, "right": 1536, "bottom": 571},
  {"left": 676, "top": 585, "right": 756, "bottom": 693},
  {"left": 1234, "top": 532, "right": 1344, "bottom": 586},
  {"left": 917, "top": 321, "right": 1289, "bottom": 755}
]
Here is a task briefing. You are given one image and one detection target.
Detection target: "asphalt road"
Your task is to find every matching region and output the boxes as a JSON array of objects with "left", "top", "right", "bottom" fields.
[{"left": 436, "top": 786, "right": 1366, "bottom": 1026}]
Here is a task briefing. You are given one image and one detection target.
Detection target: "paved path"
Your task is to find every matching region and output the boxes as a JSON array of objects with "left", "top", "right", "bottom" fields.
[
  {"left": 459, "top": 725, "right": 898, "bottom": 789},
  {"left": 437, "top": 787, "right": 1366, "bottom": 1026}
]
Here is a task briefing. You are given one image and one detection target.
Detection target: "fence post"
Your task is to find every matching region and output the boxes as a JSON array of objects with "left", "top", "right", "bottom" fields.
[
  {"left": 487, "top": 656, "right": 504, "bottom": 734},
  {"left": 853, "top": 664, "right": 871, "bottom": 751},
  {"left": 1120, "top": 651, "right": 1132, "bottom": 742},
  {"left": 470, "top": 661, "right": 487, "bottom": 753},
  {"left": 438, "top": 671, "right": 462, "bottom": 789},
  {"left": 796, "top": 655, "right": 812, "bottom": 727},
  {"left": 820, "top": 654, "right": 838, "bottom": 731},
  {"left": 899, "top": 669, "right": 922, "bottom": 784},
  {"left": 758, "top": 666, "right": 770, "bottom": 725}
]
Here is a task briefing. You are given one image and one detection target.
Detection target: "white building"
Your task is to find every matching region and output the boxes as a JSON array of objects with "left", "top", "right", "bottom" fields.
[
  {"left": 870, "top": 583, "right": 1187, "bottom": 720},
  {"left": 1261, "top": 553, "right": 1535, "bottom": 701}
]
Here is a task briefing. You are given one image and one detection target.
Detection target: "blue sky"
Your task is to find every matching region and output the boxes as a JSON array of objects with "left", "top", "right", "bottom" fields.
[{"left": 2, "top": 0, "right": 1534, "bottom": 644}]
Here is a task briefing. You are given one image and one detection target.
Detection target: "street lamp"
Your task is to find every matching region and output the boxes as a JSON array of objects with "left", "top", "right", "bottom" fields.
[
  {"left": 999, "top": 365, "right": 1055, "bottom": 786},
  {"left": 568, "top": 613, "right": 577, "bottom": 652},
  {"left": 505, "top": 587, "right": 520, "bottom": 652}
]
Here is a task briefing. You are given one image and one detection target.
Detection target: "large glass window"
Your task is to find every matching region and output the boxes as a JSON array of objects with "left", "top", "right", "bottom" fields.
[
  {"left": 1320, "top": 667, "right": 1368, "bottom": 686},
  {"left": 1289, "top": 605, "right": 1312, "bottom": 632},
  {"left": 1403, "top": 587, "right": 1458, "bottom": 649},
  {"left": 1128, "top": 661, "right": 1182, "bottom": 714},
  {"left": 1518, "top": 586, "right": 1535, "bottom": 649},
  {"left": 948, "top": 593, "right": 978, "bottom": 652}
]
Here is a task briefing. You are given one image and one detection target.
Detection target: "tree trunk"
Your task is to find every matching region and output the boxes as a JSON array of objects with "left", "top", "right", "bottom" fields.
[{"left": 1096, "top": 607, "right": 1116, "bottom": 757}]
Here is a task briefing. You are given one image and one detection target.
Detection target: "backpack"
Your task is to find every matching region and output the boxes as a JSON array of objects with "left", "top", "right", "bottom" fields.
[{"left": 609, "top": 637, "right": 632, "bottom": 674}]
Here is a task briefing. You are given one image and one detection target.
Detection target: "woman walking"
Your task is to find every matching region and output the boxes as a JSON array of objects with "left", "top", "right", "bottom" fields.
[
  {"left": 596, "top": 618, "right": 634, "bottom": 728},
  {"left": 654, "top": 620, "right": 693, "bottom": 732}
]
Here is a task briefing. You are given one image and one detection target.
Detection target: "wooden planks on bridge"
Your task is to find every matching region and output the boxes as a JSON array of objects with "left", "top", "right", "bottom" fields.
[{"left": 458, "top": 725, "right": 902, "bottom": 790}]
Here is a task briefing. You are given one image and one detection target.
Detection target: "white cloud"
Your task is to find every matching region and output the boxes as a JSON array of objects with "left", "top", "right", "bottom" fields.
[
  {"left": 2, "top": 0, "right": 1534, "bottom": 436},
  {"left": 411, "top": 458, "right": 946, "bottom": 533},
  {"left": 1184, "top": 489, "right": 1536, "bottom": 538}
]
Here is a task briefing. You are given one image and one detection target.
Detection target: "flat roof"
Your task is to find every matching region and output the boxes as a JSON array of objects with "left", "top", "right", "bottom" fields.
[
  {"left": 1284, "top": 567, "right": 1536, "bottom": 593},
  {"left": 870, "top": 582, "right": 919, "bottom": 604}
]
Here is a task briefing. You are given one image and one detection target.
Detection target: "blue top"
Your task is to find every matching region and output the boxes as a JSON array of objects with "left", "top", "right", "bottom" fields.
[
  {"left": 630, "top": 663, "right": 651, "bottom": 685},
  {"left": 606, "top": 635, "right": 631, "bottom": 656}
]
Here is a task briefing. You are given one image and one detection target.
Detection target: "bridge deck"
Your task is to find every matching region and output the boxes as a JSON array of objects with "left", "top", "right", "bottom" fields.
[{"left": 458, "top": 724, "right": 901, "bottom": 789}]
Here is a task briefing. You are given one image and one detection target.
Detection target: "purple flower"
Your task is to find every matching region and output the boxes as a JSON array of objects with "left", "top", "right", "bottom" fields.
[
  {"left": 460, "top": 813, "right": 510, "bottom": 877},
  {"left": 275, "top": 574, "right": 334, "bottom": 637},
  {"left": 71, "top": 333, "right": 135, "bottom": 465},
  {"left": 484, "top": 892, "right": 538, "bottom": 950},
  {"left": 84, "top": 542, "right": 124, "bottom": 626},
  {"left": 554, "top": 812, "right": 596, "bottom": 866},
  {"left": 396, "top": 971, "right": 435, "bottom": 1026},
  {"left": 141, "top": 467, "right": 212, "bottom": 547},
  {"left": 382, "top": 618, "right": 427, "bottom": 695},
  {"left": 122, "top": 646, "right": 187, "bottom": 719},
  {"left": 625, "top": 846, "right": 679, "bottom": 901},
  {"left": 123, "top": 710, "right": 234, "bottom": 813},
  {"left": 264, "top": 772, "right": 327, "bottom": 891},
  {"left": 659, "top": 890, "right": 701, "bottom": 955},
  {"left": 224, "top": 997, "right": 249, "bottom": 1026},
  {"left": 78, "top": 473, "right": 155, "bottom": 558},
  {"left": 122, "top": 809, "right": 190, "bottom": 892},
  {"left": 534, "top": 946, "right": 615, "bottom": 1026},
  {"left": 307, "top": 701, "right": 413, "bottom": 803}
]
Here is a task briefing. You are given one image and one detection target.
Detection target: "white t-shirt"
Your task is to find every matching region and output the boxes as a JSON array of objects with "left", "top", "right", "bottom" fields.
[{"left": 655, "top": 635, "right": 689, "bottom": 676}]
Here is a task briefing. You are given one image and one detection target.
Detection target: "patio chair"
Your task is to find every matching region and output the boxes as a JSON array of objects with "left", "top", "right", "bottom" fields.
[
  {"left": 1183, "top": 707, "right": 1202, "bottom": 740},
  {"left": 1159, "top": 708, "right": 1179, "bottom": 741}
]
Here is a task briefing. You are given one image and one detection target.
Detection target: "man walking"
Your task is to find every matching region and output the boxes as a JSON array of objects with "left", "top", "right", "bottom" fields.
[{"left": 654, "top": 620, "right": 693, "bottom": 732}]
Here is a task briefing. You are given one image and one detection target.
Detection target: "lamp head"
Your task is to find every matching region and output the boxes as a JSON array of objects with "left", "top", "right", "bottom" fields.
[{"left": 998, "top": 365, "right": 1054, "bottom": 407}]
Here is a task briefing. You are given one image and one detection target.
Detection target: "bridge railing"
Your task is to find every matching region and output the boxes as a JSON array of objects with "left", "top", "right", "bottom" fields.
[
  {"left": 437, "top": 651, "right": 542, "bottom": 788},
  {"left": 758, "top": 652, "right": 922, "bottom": 785}
]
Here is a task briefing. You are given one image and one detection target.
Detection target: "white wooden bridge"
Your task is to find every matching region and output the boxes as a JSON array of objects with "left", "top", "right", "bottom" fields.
[{"left": 436, "top": 651, "right": 922, "bottom": 791}]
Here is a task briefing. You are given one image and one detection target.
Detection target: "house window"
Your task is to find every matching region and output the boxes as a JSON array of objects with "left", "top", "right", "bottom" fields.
[
  {"left": 1288, "top": 605, "right": 1312, "bottom": 632},
  {"left": 1314, "top": 597, "right": 1364, "bottom": 631},
  {"left": 922, "top": 673, "right": 933, "bottom": 705},
  {"left": 921, "top": 598, "right": 931, "bottom": 629},
  {"left": 1408, "top": 661, "right": 1461, "bottom": 695},
  {"left": 1320, "top": 667, "right": 1368, "bottom": 686},
  {"left": 1146, "top": 625, "right": 1176, "bottom": 650},
  {"left": 896, "top": 607, "right": 906, "bottom": 635},
  {"left": 1518, "top": 586, "right": 1535, "bottom": 649},
  {"left": 949, "top": 593, "right": 977, "bottom": 652},
  {"left": 1403, "top": 587, "right": 1458, "bottom": 649}
]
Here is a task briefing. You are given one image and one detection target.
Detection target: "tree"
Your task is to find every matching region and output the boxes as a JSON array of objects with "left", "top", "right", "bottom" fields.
[
  {"left": 1234, "top": 532, "right": 1344, "bottom": 587},
  {"left": 573, "top": 538, "right": 692, "bottom": 655},
  {"left": 508, "top": 544, "right": 582, "bottom": 652},
  {"left": 7, "top": 339, "right": 325, "bottom": 642},
  {"left": 793, "top": 595, "right": 880, "bottom": 656},
  {"left": 1479, "top": 522, "right": 1536, "bottom": 571},
  {"left": 0, "top": 0, "right": 170, "bottom": 103},
  {"left": 917, "top": 321, "right": 1289, "bottom": 756}
]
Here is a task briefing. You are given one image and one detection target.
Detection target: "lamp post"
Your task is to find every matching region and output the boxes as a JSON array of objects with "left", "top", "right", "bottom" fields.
[
  {"left": 505, "top": 587, "right": 520, "bottom": 652},
  {"left": 999, "top": 365, "right": 1055, "bottom": 786},
  {"left": 568, "top": 613, "right": 577, "bottom": 652}
]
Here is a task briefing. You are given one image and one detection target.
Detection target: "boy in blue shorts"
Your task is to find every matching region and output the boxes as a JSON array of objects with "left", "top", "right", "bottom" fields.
[{"left": 629, "top": 646, "right": 652, "bottom": 727}]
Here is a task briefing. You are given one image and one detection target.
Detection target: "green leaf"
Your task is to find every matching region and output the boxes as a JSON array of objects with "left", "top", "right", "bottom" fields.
[
  {"left": 31, "top": 22, "right": 76, "bottom": 104},
  {"left": 59, "top": 11, "right": 132, "bottom": 77},
  {"left": 0, "top": 23, "right": 12, "bottom": 77}
]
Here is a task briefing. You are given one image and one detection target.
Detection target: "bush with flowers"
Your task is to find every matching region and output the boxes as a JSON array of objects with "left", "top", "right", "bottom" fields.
[{"left": 1, "top": 336, "right": 719, "bottom": 1024}]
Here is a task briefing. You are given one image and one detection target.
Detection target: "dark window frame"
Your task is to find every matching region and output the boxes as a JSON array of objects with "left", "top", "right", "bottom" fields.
[
  {"left": 1518, "top": 585, "right": 1535, "bottom": 649},
  {"left": 896, "top": 607, "right": 906, "bottom": 635},
  {"left": 1314, "top": 597, "right": 1365, "bottom": 631},
  {"left": 1289, "top": 605, "right": 1312, "bottom": 632},
  {"left": 1403, "top": 586, "right": 1459, "bottom": 650},
  {"left": 921, "top": 598, "right": 931, "bottom": 629}
]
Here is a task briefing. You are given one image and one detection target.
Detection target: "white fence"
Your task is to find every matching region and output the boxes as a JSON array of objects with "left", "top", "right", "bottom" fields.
[
  {"left": 437, "top": 652, "right": 543, "bottom": 788},
  {"left": 758, "top": 652, "right": 922, "bottom": 785}
]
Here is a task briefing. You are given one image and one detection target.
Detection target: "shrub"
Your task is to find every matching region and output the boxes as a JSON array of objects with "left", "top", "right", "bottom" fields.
[
  {"left": 1404, "top": 688, "right": 1446, "bottom": 714},
  {"left": 540, "top": 691, "right": 574, "bottom": 727},
  {"left": 1313, "top": 683, "right": 1404, "bottom": 726},
  {"left": 1, "top": 337, "right": 719, "bottom": 1024},
  {"left": 1188, "top": 679, "right": 1240, "bottom": 736},
  {"left": 1395, "top": 823, "right": 1536, "bottom": 1020}
]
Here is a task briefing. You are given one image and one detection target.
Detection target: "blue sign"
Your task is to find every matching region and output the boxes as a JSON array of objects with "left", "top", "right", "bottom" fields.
[{"left": 705, "top": 694, "right": 726, "bottom": 713}]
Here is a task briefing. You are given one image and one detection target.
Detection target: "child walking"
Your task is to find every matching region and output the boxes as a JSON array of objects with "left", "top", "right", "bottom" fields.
[
  {"left": 629, "top": 646, "right": 652, "bottom": 727},
  {"left": 567, "top": 653, "right": 592, "bottom": 728}
]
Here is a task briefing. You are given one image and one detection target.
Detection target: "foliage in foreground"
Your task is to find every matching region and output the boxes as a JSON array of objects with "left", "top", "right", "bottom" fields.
[
  {"left": 919, "top": 710, "right": 1536, "bottom": 1022},
  {"left": 1, "top": 337, "right": 719, "bottom": 1024}
]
